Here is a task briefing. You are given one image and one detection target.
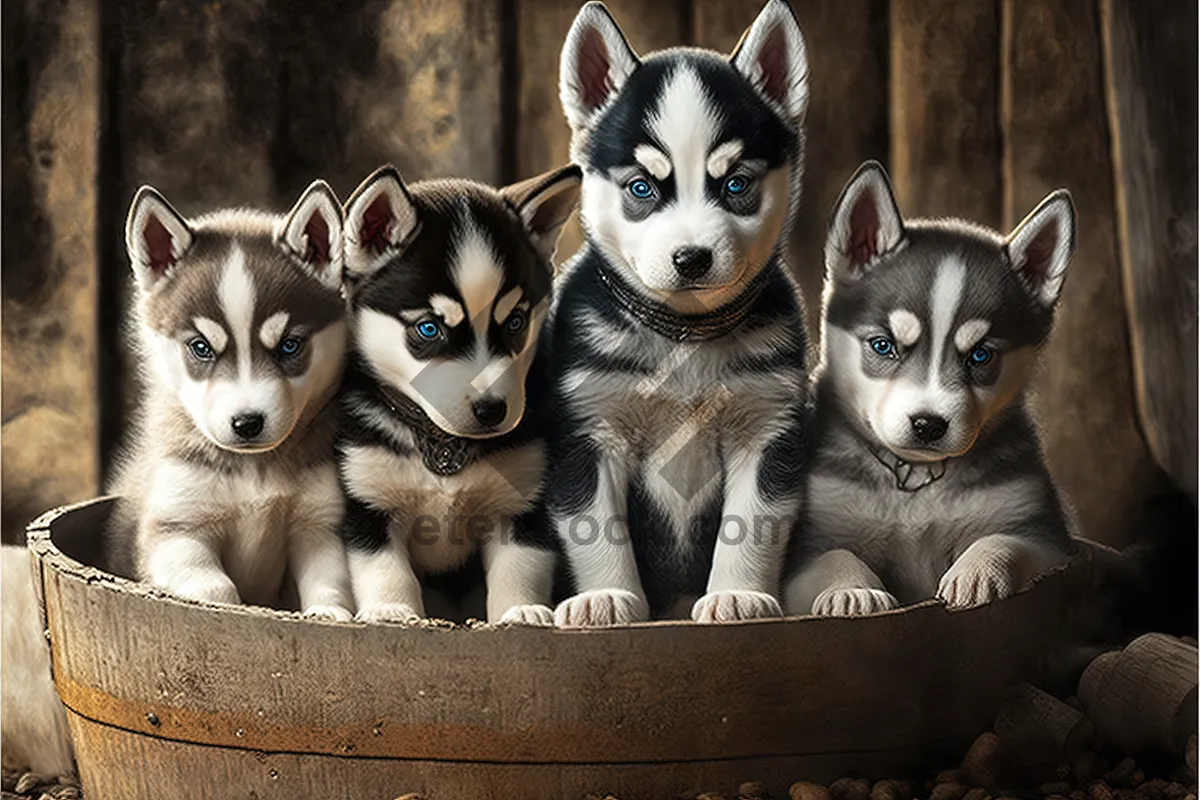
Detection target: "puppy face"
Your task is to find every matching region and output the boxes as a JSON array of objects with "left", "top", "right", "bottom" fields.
[
  {"left": 560, "top": 1, "right": 807, "bottom": 312},
  {"left": 125, "top": 182, "right": 347, "bottom": 452},
  {"left": 344, "top": 166, "right": 580, "bottom": 439},
  {"left": 823, "top": 162, "right": 1075, "bottom": 462}
]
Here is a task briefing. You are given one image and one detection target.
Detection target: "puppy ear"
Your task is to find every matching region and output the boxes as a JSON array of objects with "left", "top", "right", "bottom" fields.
[
  {"left": 277, "top": 180, "right": 344, "bottom": 290},
  {"left": 825, "top": 160, "right": 905, "bottom": 280},
  {"left": 125, "top": 186, "right": 195, "bottom": 293},
  {"left": 343, "top": 165, "right": 420, "bottom": 280},
  {"left": 559, "top": 2, "right": 640, "bottom": 134},
  {"left": 1005, "top": 189, "right": 1075, "bottom": 308},
  {"left": 502, "top": 164, "right": 583, "bottom": 264},
  {"left": 730, "top": 0, "right": 809, "bottom": 123}
]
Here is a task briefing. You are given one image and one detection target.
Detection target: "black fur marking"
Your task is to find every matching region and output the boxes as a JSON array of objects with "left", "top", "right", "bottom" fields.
[
  {"left": 342, "top": 495, "right": 392, "bottom": 553},
  {"left": 757, "top": 400, "right": 812, "bottom": 502}
]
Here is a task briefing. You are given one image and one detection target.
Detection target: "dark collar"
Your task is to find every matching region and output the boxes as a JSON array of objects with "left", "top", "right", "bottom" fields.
[
  {"left": 870, "top": 446, "right": 948, "bottom": 492},
  {"left": 595, "top": 261, "right": 770, "bottom": 342},
  {"left": 375, "top": 385, "right": 480, "bottom": 476}
]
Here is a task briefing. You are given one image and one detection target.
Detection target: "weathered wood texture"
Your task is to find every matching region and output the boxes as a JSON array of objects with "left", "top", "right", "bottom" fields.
[
  {"left": 31, "top": 498, "right": 1086, "bottom": 800},
  {"left": 1001, "top": 0, "right": 1161, "bottom": 547},
  {"left": 890, "top": 0, "right": 1002, "bottom": 227},
  {"left": 516, "top": 0, "right": 688, "bottom": 267},
  {"left": 1099, "top": 0, "right": 1198, "bottom": 501},
  {"left": 695, "top": 0, "right": 889, "bottom": 346},
  {"left": 1, "top": 0, "right": 100, "bottom": 544}
]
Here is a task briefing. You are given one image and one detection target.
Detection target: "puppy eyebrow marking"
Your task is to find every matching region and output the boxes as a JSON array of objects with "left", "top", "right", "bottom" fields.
[
  {"left": 706, "top": 139, "right": 745, "bottom": 178},
  {"left": 429, "top": 294, "right": 466, "bottom": 327},
  {"left": 493, "top": 287, "right": 524, "bottom": 324},
  {"left": 193, "top": 317, "right": 228, "bottom": 352},
  {"left": 888, "top": 309, "right": 921, "bottom": 347},
  {"left": 633, "top": 144, "right": 672, "bottom": 181},
  {"left": 955, "top": 319, "right": 991, "bottom": 352},
  {"left": 259, "top": 311, "right": 289, "bottom": 349}
]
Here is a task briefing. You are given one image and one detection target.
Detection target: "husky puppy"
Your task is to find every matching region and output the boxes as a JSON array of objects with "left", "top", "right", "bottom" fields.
[
  {"left": 542, "top": 0, "right": 811, "bottom": 626},
  {"left": 336, "top": 164, "right": 581, "bottom": 625},
  {"left": 784, "top": 161, "right": 1075, "bottom": 616},
  {"left": 107, "top": 182, "right": 354, "bottom": 620}
]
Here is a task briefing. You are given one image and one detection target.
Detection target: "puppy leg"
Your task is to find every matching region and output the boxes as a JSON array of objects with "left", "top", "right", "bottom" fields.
[
  {"left": 482, "top": 520, "right": 556, "bottom": 626},
  {"left": 553, "top": 451, "right": 649, "bottom": 627},
  {"left": 694, "top": 437, "right": 796, "bottom": 623},
  {"left": 343, "top": 500, "right": 424, "bottom": 622},
  {"left": 143, "top": 530, "right": 239, "bottom": 605},
  {"left": 785, "top": 549, "right": 899, "bottom": 616},
  {"left": 937, "top": 533, "right": 1062, "bottom": 608},
  {"left": 289, "top": 466, "right": 354, "bottom": 621}
]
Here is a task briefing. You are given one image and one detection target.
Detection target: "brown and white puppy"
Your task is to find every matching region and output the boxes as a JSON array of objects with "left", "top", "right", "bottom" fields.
[{"left": 107, "top": 182, "right": 354, "bottom": 620}]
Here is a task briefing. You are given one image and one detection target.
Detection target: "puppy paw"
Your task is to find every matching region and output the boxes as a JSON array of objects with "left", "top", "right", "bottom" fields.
[
  {"left": 554, "top": 590, "right": 648, "bottom": 627},
  {"left": 355, "top": 602, "right": 422, "bottom": 624},
  {"left": 812, "top": 587, "right": 900, "bottom": 616},
  {"left": 302, "top": 604, "right": 353, "bottom": 622},
  {"left": 691, "top": 590, "right": 782, "bottom": 623},
  {"left": 937, "top": 557, "right": 1016, "bottom": 608},
  {"left": 496, "top": 604, "right": 555, "bottom": 627},
  {"left": 174, "top": 574, "right": 240, "bottom": 606}
]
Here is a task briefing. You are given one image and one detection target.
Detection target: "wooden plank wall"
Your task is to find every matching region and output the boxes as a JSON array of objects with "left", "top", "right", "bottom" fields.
[{"left": 1, "top": 0, "right": 1195, "bottom": 550}]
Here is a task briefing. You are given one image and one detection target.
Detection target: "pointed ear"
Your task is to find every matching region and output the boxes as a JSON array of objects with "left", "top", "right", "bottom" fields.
[
  {"left": 276, "top": 180, "right": 344, "bottom": 290},
  {"left": 559, "top": 2, "right": 640, "bottom": 134},
  {"left": 731, "top": 0, "right": 810, "bottom": 123},
  {"left": 125, "top": 186, "right": 195, "bottom": 292},
  {"left": 343, "top": 165, "right": 420, "bottom": 281},
  {"left": 502, "top": 164, "right": 583, "bottom": 265},
  {"left": 825, "top": 160, "right": 906, "bottom": 280},
  {"left": 1005, "top": 189, "right": 1075, "bottom": 308}
]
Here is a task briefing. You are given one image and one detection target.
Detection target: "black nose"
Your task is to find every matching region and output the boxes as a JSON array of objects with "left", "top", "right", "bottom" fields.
[
  {"left": 910, "top": 414, "right": 949, "bottom": 444},
  {"left": 231, "top": 413, "right": 265, "bottom": 440},
  {"left": 472, "top": 398, "right": 507, "bottom": 428},
  {"left": 672, "top": 247, "right": 713, "bottom": 281}
]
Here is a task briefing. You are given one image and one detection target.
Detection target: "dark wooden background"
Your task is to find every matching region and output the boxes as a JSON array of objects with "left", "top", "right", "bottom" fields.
[{"left": 3, "top": 0, "right": 1196, "bottom": 561}]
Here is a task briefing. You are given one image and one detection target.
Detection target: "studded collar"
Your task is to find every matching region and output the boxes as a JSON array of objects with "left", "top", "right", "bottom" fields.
[{"left": 375, "top": 385, "right": 480, "bottom": 477}]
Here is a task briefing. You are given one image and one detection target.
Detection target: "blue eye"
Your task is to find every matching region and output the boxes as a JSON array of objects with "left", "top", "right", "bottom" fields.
[
  {"left": 725, "top": 175, "right": 749, "bottom": 195},
  {"left": 187, "top": 338, "right": 215, "bottom": 361},
  {"left": 627, "top": 178, "right": 654, "bottom": 200},
  {"left": 278, "top": 336, "right": 303, "bottom": 356},
  {"left": 869, "top": 336, "right": 896, "bottom": 357},
  {"left": 415, "top": 319, "right": 442, "bottom": 340},
  {"left": 504, "top": 309, "right": 527, "bottom": 335},
  {"left": 968, "top": 346, "right": 993, "bottom": 365}
]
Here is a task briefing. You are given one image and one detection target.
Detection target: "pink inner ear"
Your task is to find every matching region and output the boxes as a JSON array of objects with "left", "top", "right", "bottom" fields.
[
  {"left": 757, "top": 24, "right": 789, "bottom": 106},
  {"left": 848, "top": 191, "right": 880, "bottom": 266},
  {"left": 578, "top": 26, "right": 613, "bottom": 111},
  {"left": 304, "top": 210, "right": 331, "bottom": 265},
  {"left": 143, "top": 214, "right": 176, "bottom": 275},
  {"left": 360, "top": 193, "right": 394, "bottom": 254},
  {"left": 1018, "top": 224, "right": 1058, "bottom": 286}
]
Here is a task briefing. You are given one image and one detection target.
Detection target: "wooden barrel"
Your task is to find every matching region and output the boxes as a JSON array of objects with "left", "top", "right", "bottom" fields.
[{"left": 28, "top": 497, "right": 1095, "bottom": 800}]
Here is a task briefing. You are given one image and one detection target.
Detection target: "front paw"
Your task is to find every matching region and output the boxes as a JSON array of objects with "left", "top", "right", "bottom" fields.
[
  {"left": 812, "top": 587, "right": 900, "bottom": 616},
  {"left": 303, "top": 604, "right": 353, "bottom": 622},
  {"left": 355, "top": 602, "right": 422, "bottom": 624},
  {"left": 691, "top": 590, "right": 782, "bottom": 623},
  {"left": 496, "top": 604, "right": 555, "bottom": 627},
  {"left": 937, "top": 556, "right": 1016, "bottom": 608},
  {"left": 173, "top": 574, "right": 241, "bottom": 606},
  {"left": 554, "top": 590, "right": 649, "bottom": 627}
]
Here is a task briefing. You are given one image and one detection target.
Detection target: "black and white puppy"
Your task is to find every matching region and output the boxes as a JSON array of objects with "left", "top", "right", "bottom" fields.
[
  {"left": 784, "top": 161, "right": 1075, "bottom": 616},
  {"left": 540, "top": 0, "right": 812, "bottom": 626},
  {"left": 337, "top": 165, "right": 581, "bottom": 625}
]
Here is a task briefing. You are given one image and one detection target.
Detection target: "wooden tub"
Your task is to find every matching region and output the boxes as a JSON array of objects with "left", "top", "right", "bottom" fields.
[{"left": 27, "top": 497, "right": 1095, "bottom": 800}]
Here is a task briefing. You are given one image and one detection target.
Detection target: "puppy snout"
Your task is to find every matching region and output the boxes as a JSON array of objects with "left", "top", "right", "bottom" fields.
[
  {"left": 672, "top": 247, "right": 713, "bottom": 282},
  {"left": 910, "top": 414, "right": 948, "bottom": 444},
  {"left": 231, "top": 412, "right": 266, "bottom": 440},
  {"left": 471, "top": 398, "right": 507, "bottom": 428}
]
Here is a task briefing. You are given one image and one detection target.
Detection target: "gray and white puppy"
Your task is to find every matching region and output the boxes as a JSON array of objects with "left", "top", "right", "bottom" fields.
[
  {"left": 107, "top": 182, "right": 354, "bottom": 620},
  {"left": 542, "top": 0, "right": 812, "bottom": 626},
  {"left": 784, "top": 161, "right": 1075, "bottom": 616}
]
